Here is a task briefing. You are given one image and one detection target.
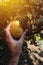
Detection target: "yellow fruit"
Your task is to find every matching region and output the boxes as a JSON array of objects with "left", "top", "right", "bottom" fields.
[{"left": 10, "top": 20, "right": 23, "bottom": 39}]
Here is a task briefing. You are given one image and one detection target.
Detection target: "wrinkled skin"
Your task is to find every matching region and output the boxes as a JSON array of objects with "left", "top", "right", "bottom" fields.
[{"left": 4, "top": 22, "right": 27, "bottom": 65}]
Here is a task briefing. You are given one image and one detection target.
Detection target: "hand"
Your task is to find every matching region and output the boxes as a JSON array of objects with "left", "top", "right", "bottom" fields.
[{"left": 4, "top": 22, "right": 28, "bottom": 56}]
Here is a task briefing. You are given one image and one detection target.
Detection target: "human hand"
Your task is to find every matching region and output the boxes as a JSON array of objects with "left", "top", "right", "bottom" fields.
[{"left": 4, "top": 22, "right": 28, "bottom": 55}]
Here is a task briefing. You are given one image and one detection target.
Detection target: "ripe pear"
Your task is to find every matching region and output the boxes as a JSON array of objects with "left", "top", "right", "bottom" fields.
[{"left": 10, "top": 21, "right": 23, "bottom": 39}]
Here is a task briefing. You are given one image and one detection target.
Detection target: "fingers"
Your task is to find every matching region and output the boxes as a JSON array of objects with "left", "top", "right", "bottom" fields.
[
  {"left": 19, "top": 29, "right": 28, "bottom": 42},
  {"left": 4, "top": 22, "right": 13, "bottom": 38},
  {"left": 6, "top": 22, "right": 13, "bottom": 31},
  {"left": 4, "top": 22, "right": 14, "bottom": 41}
]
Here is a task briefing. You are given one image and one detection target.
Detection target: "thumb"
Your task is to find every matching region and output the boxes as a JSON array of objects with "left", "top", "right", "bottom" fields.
[{"left": 20, "top": 29, "right": 28, "bottom": 41}]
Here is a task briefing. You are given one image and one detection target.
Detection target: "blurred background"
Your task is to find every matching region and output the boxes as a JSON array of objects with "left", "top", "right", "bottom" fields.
[{"left": 0, "top": 0, "right": 43, "bottom": 65}]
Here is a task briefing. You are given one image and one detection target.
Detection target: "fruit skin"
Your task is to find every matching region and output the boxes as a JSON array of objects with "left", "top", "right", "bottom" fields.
[{"left": 10, "top": 21, "right": 23, "bottom": 39}]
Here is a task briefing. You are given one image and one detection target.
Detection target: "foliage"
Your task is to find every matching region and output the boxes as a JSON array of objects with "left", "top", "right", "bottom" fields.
[{"left": 0, "top": 0, "right": 43, "bottom": 65}]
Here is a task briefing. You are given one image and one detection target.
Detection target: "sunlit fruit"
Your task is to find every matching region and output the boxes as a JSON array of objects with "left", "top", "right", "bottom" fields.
[{"left": 10, "top": 20, "right": 23, "bottom": 39}]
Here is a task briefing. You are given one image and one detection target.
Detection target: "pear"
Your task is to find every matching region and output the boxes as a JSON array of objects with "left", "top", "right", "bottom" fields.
[{"left": 10, "top": 20, "right": 23, "bottom": 39}]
